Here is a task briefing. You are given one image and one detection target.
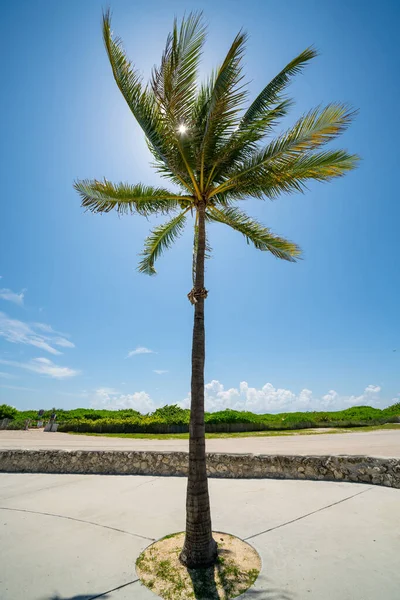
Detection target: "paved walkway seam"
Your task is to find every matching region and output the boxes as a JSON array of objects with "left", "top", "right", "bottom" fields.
[
  {"left": 0, "top": 506, "right": 155, "bottom": 542},
  {"left": 244, "top": 487, "right": 372, "bottom": 541},
  {"left": 87, "top": 578, "right": 140, "bottom": 599}
]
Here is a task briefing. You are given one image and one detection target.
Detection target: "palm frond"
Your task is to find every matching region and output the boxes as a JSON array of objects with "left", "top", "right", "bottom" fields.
[
  {"left": 194, "top": 31, "right": 248, "bottom": 188},
  {"left": 138, "top": 211, "right": 188, "bottom": 275},
  {"left": 204, "top": 99, "right": 292, "bottom": 189},
  {"left": 102, "top": 10, "right": 192, "bottom": 191},
  {"left": 214, "top": 149, "right": 359, "bottom": 201},
  {"left": 102, "top": 11, "right": 164, "bottom": 160},
  {"left": 207, "top": 206, "right": 301, "bottom": 261},
  {"left": 151, "top": 12, "right": 206, "bottom": 124},
  {"left": 150, "top": 12, "right": 207, "bottom": 196},
  {"left": 210, "top": 103, "right": 358, "bottom": 197},
  {"left": 202, "top": 47, "right": 317, "bottom": 188},
  {"left": 74, "top": 179, "right": 191, "bottom": 215},
  {"left": 285, "top": 150, "right": 359, "bottom": 182},
  {"left": 239, "top": 46, "right": 317, "bottom": 129}
]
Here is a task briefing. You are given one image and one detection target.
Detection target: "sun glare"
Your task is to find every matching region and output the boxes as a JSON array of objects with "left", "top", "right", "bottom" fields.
[{"left": 178, "top": 124, "right": 187, "bottom": 134}]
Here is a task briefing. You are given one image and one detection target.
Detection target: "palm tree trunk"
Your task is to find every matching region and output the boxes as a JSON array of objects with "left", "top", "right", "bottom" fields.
[{"left": 180, "top": 200, "right": 218, "bottom": 568}]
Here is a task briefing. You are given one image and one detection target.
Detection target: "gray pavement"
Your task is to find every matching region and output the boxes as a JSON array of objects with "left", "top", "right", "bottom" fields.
[
  {"left": 0, "top": 473, "right": 399, "bottom": 599},
  {"left": 1, "top": 428, "right": 400, "bottom": 457}
]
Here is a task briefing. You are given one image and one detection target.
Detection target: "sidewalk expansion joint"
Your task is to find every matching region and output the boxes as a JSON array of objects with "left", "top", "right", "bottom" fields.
[
  {"left": 0, "top": 506, "right": 156, "bottom": 542},
  {"left": 86, "top": 578, "right": 140, "bottom": 599},
  {"left": 244, "top": 487, "right": 372, "bottom": 541}
]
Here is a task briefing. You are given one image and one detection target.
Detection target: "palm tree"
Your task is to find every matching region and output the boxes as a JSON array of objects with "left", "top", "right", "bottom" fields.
[{"left": 74, "top": 11, "right": 358, "bottom": 568}]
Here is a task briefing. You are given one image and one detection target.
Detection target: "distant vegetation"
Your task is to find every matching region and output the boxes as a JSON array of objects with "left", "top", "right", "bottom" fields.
[
  {"left": 0, "top": 404, "right": 18, "bottom": 420},
  {"left": 1, "top": 402, "right": 399, "bottom": 433}
]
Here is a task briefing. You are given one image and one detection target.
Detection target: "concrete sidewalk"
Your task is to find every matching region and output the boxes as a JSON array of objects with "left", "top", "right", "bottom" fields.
[
  {"left": 1, "top": 428, "right": 399, "bottom": 457},
  {"left": 0, "top": 473, "right": 399, "bottom": 599}
]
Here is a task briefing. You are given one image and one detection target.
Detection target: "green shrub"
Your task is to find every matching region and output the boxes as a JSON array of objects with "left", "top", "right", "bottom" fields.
[
  {"left": 4, "top": 420, "right": 26, "bottom": 430},
  {"left": 384, "top": 402, "right": 400, "bottom": 416},
  {"left": 0, "top": 404, "right": 18, "bottom": 420},
  {"left": 152, "top": 405, "right": 190, "bottom": 424},
  {"left": 7, "top": 401, "right": 400, "bottom": 434}
]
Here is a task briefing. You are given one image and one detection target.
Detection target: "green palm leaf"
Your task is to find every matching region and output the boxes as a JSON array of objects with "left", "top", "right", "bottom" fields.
[
  {"left": 205, "top": 99, "right": 292, "bottom": 189},
  {"left": 151, "top": 12, "right": 206, "bottom": 124},
  {"left": 211, "top": 103, "right": 357, "bottom": 198},
  {"left": 138, "top": 211, "right": 188, "bottom": 275},
  {"left": 214, "top": 149, "right": 359, "bottom": 201},
  {"left": 150, "top": 12, "right": 207, "bottom": 196},
  {"left": 208, "top": 206, "right": 301, "bottom": 261},
  {"left": 74, "top": 179, "right": 191, "bottom": 215},
  {"left": 102, "top": 11, "right": 165, "bottom": 161},
  {"left": 102, "top": 10, "right": 192, "bottom": 191},
  {"left": 203, "top": 47, "right": 316, "bottom": 188},
  {"left": 194, "top": 31, "right": 248, "bottom": 188},
  {"left": 239, "top": 46, "right": 317, "bottom": 129}
]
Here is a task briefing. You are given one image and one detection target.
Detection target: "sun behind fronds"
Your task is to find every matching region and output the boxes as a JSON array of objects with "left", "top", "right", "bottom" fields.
[{"left": 74, "top": 10, "right": 359, "bottom": 274}]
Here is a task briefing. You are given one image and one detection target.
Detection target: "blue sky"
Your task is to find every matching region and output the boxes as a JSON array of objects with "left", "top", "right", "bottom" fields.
[{"left": 1, "top": 0, "right": 399, "bottom": 413}]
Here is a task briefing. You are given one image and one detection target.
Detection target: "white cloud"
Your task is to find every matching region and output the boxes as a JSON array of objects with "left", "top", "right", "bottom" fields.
[
  {"left": 179, "top": 380, "right": 386, "bottom": 413},
  {"left": 0, "top": 312, "right": 74, "bottom": 354},
  {"left": 126, "top": 346, "right": 155, "bottom": 358},
  {"left": 344, "top": 384, "right": 382, "bottom": 408},
  {"left": 0, "top": 288, "right": 25, "bottom": 306},
  {"left": 34, "top": 322, "right": 64, "bottom": 335},
  {"left": 154, "top": 370, "right": 168, "bottom": 375},
  {"left": 0, "top": 357, "right": 79, "bottom": 379},
  {"left": 95, "top": 387, "right": 120, "bottom": 395},
  {"left": 90, "top": 387, "right": 155, "bottom": 413},
  {"left": 33, "top": 323, "right": 75, "bottom": 349},
  {"left": 33, "top": 323, "right": 57, "bottom": 333},
  {"left": 0, "top": 371, "right": 16, "bottom": 379},
  {"left": 364, "top": 384, "right": 381, "bottom": 394},
  {"left": 54, "top": 337, "right": 75, "bottom": 348},
  {"left": 0, "top": 313, "right": 60, "bottom": 354},
  {"left": 85, "top": 380, "right": 389, "bottom": 416}
]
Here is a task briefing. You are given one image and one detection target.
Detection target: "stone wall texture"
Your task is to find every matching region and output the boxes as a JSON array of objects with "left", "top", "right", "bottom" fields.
[{"left": 0, "top": 450, "right": 399, "bottom": 488}]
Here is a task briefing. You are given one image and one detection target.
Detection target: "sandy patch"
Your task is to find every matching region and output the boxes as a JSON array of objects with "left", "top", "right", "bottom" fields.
[{"left": 136, "top": 531, "right": 261, "bottom": 599}]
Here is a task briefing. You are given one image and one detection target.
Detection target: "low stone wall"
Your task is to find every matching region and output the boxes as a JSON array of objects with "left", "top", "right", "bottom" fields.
[{"left": 0, "top": 450, "right": 399, "bottom": 488}]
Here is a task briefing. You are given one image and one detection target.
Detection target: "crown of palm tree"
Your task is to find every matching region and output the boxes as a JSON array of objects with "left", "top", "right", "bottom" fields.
[{"left": 75, "top": 10, "right": 358, "bottom": 281}]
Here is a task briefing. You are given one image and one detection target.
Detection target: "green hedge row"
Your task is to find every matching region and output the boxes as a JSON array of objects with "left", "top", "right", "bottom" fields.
[
  {"left": 2, "top": 402, "right": 399, "bottom": 434},
  {"left": 57, "top": 403, "right": 400, "bottom": 434},
  {"left": 0, "top": 406, "right": 142, "bottom": 423}
]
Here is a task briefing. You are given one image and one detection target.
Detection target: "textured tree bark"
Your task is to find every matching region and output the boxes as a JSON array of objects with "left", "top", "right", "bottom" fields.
[{"left": 180, "top": 200, "right": 218, "bottom": 568}]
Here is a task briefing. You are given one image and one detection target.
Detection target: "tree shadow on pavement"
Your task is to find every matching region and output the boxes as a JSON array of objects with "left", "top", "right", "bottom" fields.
[
  {"left": 186, "top": 559, "right": 293, "bottom": 599},
  {"left": 187, "top": 566, "right": 294, "bottom": 600},
  {"left": 187, "top": 565, "right": 220, "bottom": 598}
]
